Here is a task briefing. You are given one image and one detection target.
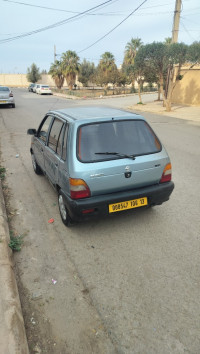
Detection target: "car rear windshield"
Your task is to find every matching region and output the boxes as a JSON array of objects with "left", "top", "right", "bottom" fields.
[
  {"left": 0, "top": 87, "right": 9, "bottom": 91},
  {"left": 77, "top": 120, "right": 162, "bottom": 162}
]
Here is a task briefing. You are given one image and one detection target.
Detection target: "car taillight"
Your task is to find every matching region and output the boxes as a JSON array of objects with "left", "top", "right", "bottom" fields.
[
  {"left": 69, "top": 178, "right": 91, "bottom": 199},
  {"left": 9, "top": 92, "right": 13, "bottom": 97},
  {"left": 160, "top": 163, "right": 172, "bottom": 183}
]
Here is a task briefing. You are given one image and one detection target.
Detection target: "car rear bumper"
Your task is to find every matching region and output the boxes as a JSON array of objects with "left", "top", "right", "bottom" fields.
[
  {"left": 61, "top": 181, "right": 175, "bottom": 221},
  {"left": 0, "top": 99, "right": 15, "bottom": 105}
]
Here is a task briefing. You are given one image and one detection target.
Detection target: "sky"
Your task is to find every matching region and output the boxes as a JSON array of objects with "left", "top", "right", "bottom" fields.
[{"left": 0, "top": 0, "right": 200, "bottom": 73}]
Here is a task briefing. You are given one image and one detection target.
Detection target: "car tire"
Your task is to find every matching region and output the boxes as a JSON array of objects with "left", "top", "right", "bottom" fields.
[
  {"left": 58, "top": 191, "right": 74, "bottom": 227},
  {"left": 12, "top": 104, "right": 15, "bottom": 108},
  {"left": 31, "top": 152, "right": 43, "bottom": 175}
]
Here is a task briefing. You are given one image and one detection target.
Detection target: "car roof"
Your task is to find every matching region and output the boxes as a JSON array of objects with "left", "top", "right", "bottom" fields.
[{"left": 50, "top": 106, "right": 144, "bottom": 122}]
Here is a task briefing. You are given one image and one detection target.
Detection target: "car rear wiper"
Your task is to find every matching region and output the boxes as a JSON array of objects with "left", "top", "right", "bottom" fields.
[{"left": 95, "top": 152, "right": 136, "bottom": 160}]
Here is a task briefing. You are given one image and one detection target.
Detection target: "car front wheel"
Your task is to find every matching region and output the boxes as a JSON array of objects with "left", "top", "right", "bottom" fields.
[
  {"left": 58, "top": 191, "right": 74, "bottom": 227},
  {"left": 31, "top": 153, "right": 43, "bottom": 175}
]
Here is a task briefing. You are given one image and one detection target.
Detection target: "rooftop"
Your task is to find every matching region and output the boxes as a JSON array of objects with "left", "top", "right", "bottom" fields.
[{"left": 52, "top": 106, "right": 142, "bottom": 121}]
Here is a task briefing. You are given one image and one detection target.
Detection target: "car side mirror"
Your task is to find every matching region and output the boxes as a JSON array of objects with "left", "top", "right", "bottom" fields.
[
  {"left": 27, "top": 128, "right": 37, "bottom": 135},
  {"left": 39, "top": 131, "right": 47, "bottom": 137}
]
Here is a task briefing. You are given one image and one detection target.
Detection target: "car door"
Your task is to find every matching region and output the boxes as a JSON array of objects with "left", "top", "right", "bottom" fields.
[
  {"left": 44, "top": 116, "right": 65, "bottom": 185},
  {"left": 57, "top": 123, "right": 70, "bottom": 192},
  {"left": 36, "top": 84, "right": 40, "bottom": 94},
  {"left": 33, "top": 115, "right": 53, "bottom": 172}
]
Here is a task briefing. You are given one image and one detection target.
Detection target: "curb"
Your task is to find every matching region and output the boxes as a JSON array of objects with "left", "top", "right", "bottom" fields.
[
  {"left": 0, "top": 180, "right": 29, "bottom": 354},
  {"left": 52, "top": 91, "right": 155, "bottom": 101}
]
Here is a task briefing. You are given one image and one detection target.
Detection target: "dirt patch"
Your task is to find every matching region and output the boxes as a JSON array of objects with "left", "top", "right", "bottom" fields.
[
  {"left": 0, "top": 164, "right": 68, "bottom": 353},
  {"left": 15, "top": 274, "right": 68, "bottom": 354}
]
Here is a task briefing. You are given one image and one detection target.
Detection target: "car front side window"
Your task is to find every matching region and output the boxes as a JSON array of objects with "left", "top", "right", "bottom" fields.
[
  {"left": 48, "top": 118, "right": 64, "bottom": 153},
  {"left": 38, "top": 115, "right": 52, "bottom": 144}
]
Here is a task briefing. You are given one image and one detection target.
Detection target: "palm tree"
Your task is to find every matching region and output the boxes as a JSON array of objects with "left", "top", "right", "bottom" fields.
[
  {"left": 96, "top": 52, "right": 118, "bottom": 90},
  {"left": 122, "top": 38, "right": 143, "bottom": 88},
  {"left": 61, "top": 51, "right": 80, "bottom": 90},
  {"left": 49, "top": 60, "right": 64, "bottom": 89},
  {"left": 99, "top": 52, "right": 115, "bottom": 70},
  {"left": 124, "top": 38, "right": 143, "bottom": 65},
  {"left": 164, "top": 37, "right": 172, "bottom": 45}
]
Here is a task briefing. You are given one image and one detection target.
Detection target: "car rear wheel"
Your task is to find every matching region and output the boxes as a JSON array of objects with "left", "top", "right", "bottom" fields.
[
  {"left": 12, "top": 104, "right": 15, "bottom": 108},
  {"left": 58, "top": 191, "right": 74, "bottom": 227},
  {"left": 31, "top": 152, "right": 43, "bottom": 175}
]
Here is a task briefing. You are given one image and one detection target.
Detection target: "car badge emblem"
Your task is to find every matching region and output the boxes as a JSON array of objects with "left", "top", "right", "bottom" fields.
[{"left": 125, "top": 166, "right": 130, "bottom": 171}]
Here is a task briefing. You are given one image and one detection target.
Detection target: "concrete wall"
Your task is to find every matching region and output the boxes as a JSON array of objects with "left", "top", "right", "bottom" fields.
[
  {"left": 172, "top": 65, "right": 200, "bottom": 106},
  {"left": 0, "top": 74, "right": 67, "bottom": 87}
]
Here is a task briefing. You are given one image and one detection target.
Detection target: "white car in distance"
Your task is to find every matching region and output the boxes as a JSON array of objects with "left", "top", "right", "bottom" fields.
[{"left": 35, "top": 84, "right": 52, "bottom": 95}]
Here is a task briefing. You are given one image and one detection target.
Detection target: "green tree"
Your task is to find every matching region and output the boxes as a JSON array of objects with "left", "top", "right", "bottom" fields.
[
  {"left": 116, "top": 70, "right": 127, "bottom": 87},
  {"left": 49, "top": 60, "right": 65, "bottom": 89},
  {"left": 187, "top": 41, "right": 200, "bottom": 63},
  {"left": 26, "top": 63, "right": 41, "bottom": 83},
  {"left": 96, "top": 52, "right": 118, "bottom": 90},
  {"left": 134, "top": 42, "right": 168, "bottom": 103},
  {"left": 61, "top": 50, "right": 80, "bottom": 90},
  {"left": 78, "top": 59, "right": 95, "bottom": 87}
]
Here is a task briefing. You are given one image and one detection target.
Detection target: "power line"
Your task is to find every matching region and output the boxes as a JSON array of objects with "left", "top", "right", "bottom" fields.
[
  {"left": 78, "top": 0, "right": 148, "bottom": 54},
  {"left": 2, "top": 0, "right": 120, "bottom": 15},
  {"left": 0, "top": 0, "right": 115, "bottom": 44},
  {"left": 2, "top": 0, "right": 177, "bottom": 18}
]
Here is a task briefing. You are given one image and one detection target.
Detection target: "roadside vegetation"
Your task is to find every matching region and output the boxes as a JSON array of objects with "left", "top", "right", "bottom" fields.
[
  {"left": 0, "top": 164, "right": 25, "bottom": 251},
  {"left": 27, "top": 37, "right": 200, "bottom": 112},
  {"left": 0, "top": 166, "right": 6, "bottom": 180},
  {"left": 9, "top": 230, "right": 24, "bottom": 252}
]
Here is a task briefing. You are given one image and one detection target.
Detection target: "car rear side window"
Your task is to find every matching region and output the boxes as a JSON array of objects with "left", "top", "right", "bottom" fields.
[
  {"left": 48, "top": 118, "right": 64, "bottom": 152},
  {"left": 77, "top": 120, "right": 161, "bottom": 162},
  {"left": 56, "top": 124, "right": 65, "bottom": 157},
  {"left": 61, "top": 125, "right": 68, "bottom": 161}
]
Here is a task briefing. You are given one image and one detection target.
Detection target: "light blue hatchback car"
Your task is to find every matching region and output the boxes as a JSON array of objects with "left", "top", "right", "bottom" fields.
[{"left": 27, "top": 106, "right": 174, "bottom": 226}]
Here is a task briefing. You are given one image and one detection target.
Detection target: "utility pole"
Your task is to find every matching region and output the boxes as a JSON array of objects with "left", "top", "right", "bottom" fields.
[
  {"left": 165, "top": 0, "right": 182, "bottom": 110},
  {"left": 172, "top": 0, "right": 182, "bottom": 43}
]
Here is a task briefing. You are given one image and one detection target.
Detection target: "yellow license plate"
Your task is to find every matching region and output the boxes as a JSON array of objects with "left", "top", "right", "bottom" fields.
[
  {"left": 109, "top": 197, "right": 148, "bottom": 213},
  {"left": 0, "top": 100, "right": 7, "bottom": 103}
]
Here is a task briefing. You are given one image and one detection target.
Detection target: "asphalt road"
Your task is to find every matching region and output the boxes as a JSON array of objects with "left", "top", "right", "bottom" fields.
[{"left": 0, "top": 89, "right": 200, "bottom": 354}]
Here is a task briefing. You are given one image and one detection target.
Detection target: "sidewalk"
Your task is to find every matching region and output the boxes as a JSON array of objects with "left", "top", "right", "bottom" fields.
[
  {"left": 131, "top": 100, "right": 200, "bottom": 123},
  {"left": 0, "top": 97, "right": 199, "bottom": 354},
  {"left": 0, "top": 181, "right": 29, "bottom": 353}
]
